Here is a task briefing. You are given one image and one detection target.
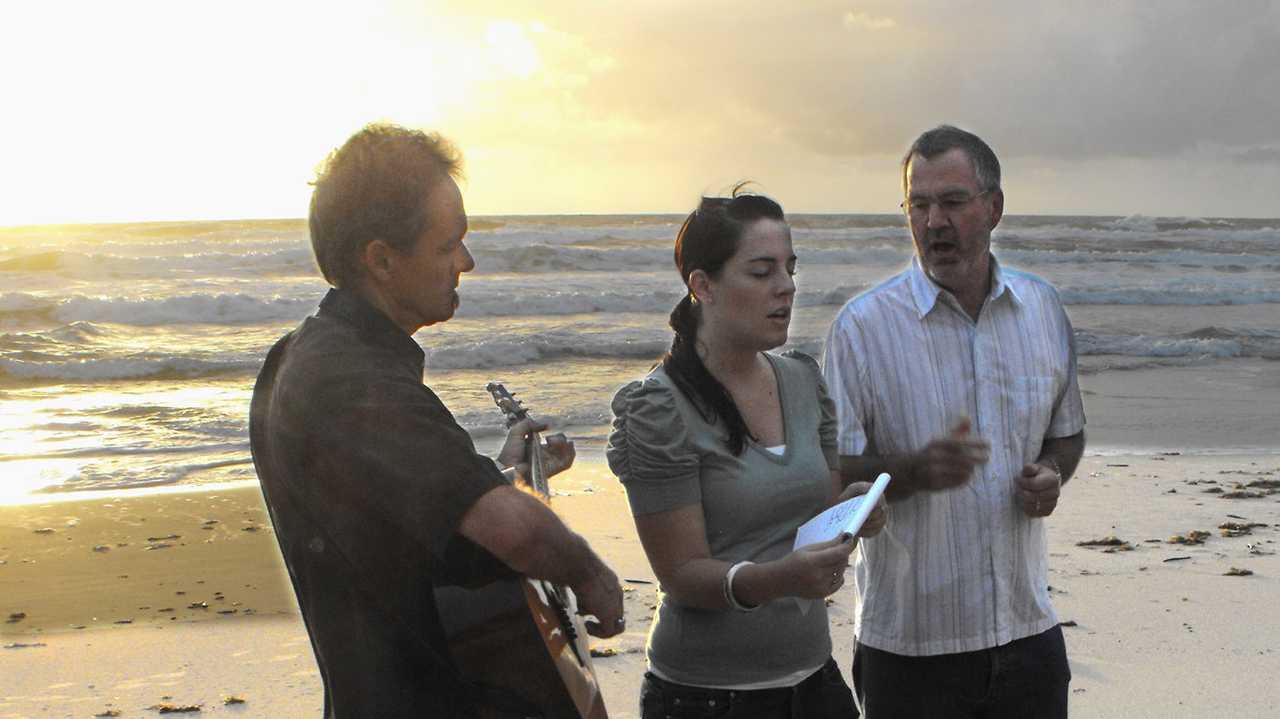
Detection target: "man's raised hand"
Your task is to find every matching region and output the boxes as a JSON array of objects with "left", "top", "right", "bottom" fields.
[{"left": 911, "top": 418, "right": 990, "bottom": 492}]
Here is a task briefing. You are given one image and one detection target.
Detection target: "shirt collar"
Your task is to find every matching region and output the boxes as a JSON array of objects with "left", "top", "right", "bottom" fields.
[
  {"left": 907, "top": 254, "right": 1022, "bottom": 319},
  {"left": 317, "top": 287, "right": 426, "bottom": 365},
  {"left": 989, "top": 256, "right": 1023, "bottom": 307}
]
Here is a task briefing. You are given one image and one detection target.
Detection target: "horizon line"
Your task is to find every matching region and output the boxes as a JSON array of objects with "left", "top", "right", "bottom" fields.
[{"left": 5, "top": 210, "right": 1279, "bottom": 231}]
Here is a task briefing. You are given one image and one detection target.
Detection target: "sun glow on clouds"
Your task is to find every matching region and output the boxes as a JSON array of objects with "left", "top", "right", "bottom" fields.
[
  {"left": 3, "top": 2, "right": 1276, "bottom": 222},
  {"left": 0, "top": 2, "right": 554, "bottom": 225},
  {"left": 486, "top": 20, "right": 542, "bottom": 78},
  {"left": 843, "top": 11, "right": 896, "bottom": 30}
]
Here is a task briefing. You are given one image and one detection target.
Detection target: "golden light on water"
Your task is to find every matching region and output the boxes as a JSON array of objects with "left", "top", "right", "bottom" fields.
[
  {"left": 0, "top": 460, "right": 86, "bottom": 504},
  {"left": 0, "top": 396, "right": 89, "bottom": 503},
  {"left": 0, "top": 384, "right": 253, "bottom": 505}
]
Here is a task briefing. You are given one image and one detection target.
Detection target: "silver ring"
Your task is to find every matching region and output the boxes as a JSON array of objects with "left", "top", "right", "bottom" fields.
[{"left": 615, "top": 618, "right": 625, "bottom": 626}]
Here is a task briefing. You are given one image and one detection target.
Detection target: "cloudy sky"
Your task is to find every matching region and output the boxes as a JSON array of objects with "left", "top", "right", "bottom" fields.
[{"left": 2, "top": 0, "right": 1278, "bottom": 224}]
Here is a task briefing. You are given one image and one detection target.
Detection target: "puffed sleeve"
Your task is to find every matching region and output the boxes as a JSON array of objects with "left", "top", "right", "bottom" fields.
[
  {"left": 606, "top": 378, "right": 702, "bottom": 516},
  {"left": 782, "top": 350, "right": 839, "bottom": 472}
]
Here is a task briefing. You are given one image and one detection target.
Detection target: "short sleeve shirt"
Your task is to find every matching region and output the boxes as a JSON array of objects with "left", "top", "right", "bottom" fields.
[
  {"left": 821, "top": 257, "right": 1085, "bottom": 656},
  {"left": 606, "top": 351, "right": 839, "bottom": 687},
  {"left": 250, "top": 288, "right": 510, "bottom": 717}
]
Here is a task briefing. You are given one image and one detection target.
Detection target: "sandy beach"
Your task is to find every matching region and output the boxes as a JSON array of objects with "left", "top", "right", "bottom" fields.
[{"left": 2, "top": 447, "right": 1279, "bottom": 718}]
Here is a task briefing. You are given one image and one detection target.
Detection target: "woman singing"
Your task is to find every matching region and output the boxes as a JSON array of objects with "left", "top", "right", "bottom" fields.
[{"left": 607, "top": 189, "right": 886, "bottom": 718}]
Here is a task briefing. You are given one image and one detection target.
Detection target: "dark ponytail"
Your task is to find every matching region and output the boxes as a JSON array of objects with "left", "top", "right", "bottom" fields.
[{"left": 660, "top": 187, "right": 784, "bottom": 455}]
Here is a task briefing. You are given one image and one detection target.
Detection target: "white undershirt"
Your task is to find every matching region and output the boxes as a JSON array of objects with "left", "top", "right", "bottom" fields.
[
  {"left": 764, "top": 444, "right": 786, "bottom": 455},
  {"left": 649, "top": 660, "right": 825, "bottom": 691}
]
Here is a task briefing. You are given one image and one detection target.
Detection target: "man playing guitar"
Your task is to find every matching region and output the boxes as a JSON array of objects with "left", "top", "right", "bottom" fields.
[{"left": 250, "top": 123, "right": 624, "bottom": 718}]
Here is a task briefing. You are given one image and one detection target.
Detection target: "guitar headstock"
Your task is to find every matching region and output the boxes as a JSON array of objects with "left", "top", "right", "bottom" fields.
[{"left": 486, "top": 382, "right": 531, "bottom": 428}]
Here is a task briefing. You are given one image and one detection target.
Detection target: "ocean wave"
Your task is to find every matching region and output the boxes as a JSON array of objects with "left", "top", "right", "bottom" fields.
[
  {"left": 31, "top": 454, "right": 257, "bottom": 495},
  {"left": 1076, "top": 327, "right": 1280, "bottom": 360},
  {"left": 450, "top": 406, "right": 616, "bottom": 439},
  {"left": 469, "top": 244, "right": 671, "bottom": 273},
  {"left": 0, "top": 355, "right": 260, "bottom": 383},
  {"left": 0, "top": 322, "right": 108, "bottom": 352},
  {"left": 453, "top": 281, "right": 861, "bottom": 318},
  {"left": 1075, "top": 355, "right": 1219, "bottom": 374},
  {"left": 425, "top": 329, "right": 671, "bottom": 369},
  {"left": 0, "top": 246, "right": 317, "bottom": 279},
  {"left": 453, "top": 288, "right": 680, "bottom": 317},
  {"left": 996, "top": 224, "right": 1280, "bottom": 256},
  {"left": 429, "top": 325, "right": 1280, "bottom": 371},
  {"left": 1060, "top": 286, "right": 1280, "bottom": 306},
  {"left": 3, "top": 290, "right": 319, "bottom": 327},
  {"left": 8, "top": 440, "right": 250, "bottom": 463},
  {"left": 53, "top": 292, "right": 318, "bottom": 326},
  {"left": 480, "top": 238, "right": 1280, "bottom": 275},
  {"left": 1108, "top": 214, "right": 1162, "bottom": 232},
  {"left": 3, "top": 279, "right": 865, "bottom": 328},
  {"left": 467, "top": 239, "right": 911, "bottom": 274},
  {"left": 994, "top": 245, "right": 1280, "bottom": 269},
  {"left": 1103, "top": 214, "right": 1270, "bottom": 233},
  {"left": 0, "top": 292, "right": 53, "bottom": 313}
]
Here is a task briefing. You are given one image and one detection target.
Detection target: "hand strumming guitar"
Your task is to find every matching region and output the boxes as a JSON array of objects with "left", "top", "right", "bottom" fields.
[{"left": 498, "top": 417, "right": 577, "bottom": 483}]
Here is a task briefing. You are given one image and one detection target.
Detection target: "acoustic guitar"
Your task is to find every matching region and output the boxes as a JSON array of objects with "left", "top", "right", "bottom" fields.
[{"left": 433, "top": 383, "right": 608, "bottom": 719}]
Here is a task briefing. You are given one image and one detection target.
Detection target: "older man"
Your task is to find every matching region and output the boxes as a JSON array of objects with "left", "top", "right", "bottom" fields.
[
  {"left": 821, "top": 125, "right": 1085, "bottom": 718},
  {"left": 250, "top": 123, "right": 623, "bottom": 718}
]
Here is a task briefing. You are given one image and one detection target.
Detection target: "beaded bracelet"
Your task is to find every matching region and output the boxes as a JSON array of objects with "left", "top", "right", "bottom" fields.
[{"left": 723, "top": 560, "right": 760, "bottom": 612}]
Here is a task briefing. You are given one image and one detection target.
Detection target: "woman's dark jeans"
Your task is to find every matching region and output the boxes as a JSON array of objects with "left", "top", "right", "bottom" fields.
[{"left": 639, "top": 657, "right": 857, "bottom": 719}]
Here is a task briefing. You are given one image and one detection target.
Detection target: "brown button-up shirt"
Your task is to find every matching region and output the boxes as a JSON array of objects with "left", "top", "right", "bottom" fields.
[{"left": 250, "top": 288, "right": 510, "bottom": 717}]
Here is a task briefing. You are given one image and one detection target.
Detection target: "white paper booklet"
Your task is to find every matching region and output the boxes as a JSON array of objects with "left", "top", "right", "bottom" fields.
[{"left": 792, "top": 473, "right": 891, "bottom": 550}]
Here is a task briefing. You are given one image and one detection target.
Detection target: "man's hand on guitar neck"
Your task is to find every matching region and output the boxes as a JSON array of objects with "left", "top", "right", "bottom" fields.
[{"left": 497, "top": 417, "right": 577, "bottom": 484}]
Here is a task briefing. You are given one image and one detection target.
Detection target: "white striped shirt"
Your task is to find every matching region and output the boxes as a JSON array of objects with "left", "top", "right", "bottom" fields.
[{"left": 821, "top": 256, "right": 1085, "bottom": 657}]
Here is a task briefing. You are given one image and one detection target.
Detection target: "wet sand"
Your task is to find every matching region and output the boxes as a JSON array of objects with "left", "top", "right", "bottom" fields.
[{"left": 3, "top": 455, "right": 1279, "bottom": 717}]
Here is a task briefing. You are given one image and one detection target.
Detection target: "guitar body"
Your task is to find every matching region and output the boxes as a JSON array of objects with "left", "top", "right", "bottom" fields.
[
  {"left": 435, "top": 579, "right": 606, "bottom": 719},
  {"left": 434, "top": 383, "right": 608, "bottom": 719}
]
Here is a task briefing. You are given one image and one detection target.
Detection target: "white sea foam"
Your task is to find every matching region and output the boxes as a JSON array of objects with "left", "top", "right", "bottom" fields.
[
  {"left": 0, "top": 292, "right": 52, "bottom": 312},
  {"left": 0, "top": 356, "right": 259, "bottom": 382},
  {"left": 1075, "top": 328, "right": 1280, "bottom": 360},
  {"left": 9, "top": 440, "right": 250, "bottom": 462},
  {"left": 52, "top": 293, "right": 318, "bottom": 326},
  {"left": 452, "top": 279, "right": 866, "bottom": 318},
  {"left": 32, "top": 454, "right": 257, "bottom": 494},
  {"left": 425, "top": 329, "right": 672, "bottom": 369},
  {"left": 1059, "top": 286, "right": 1280, "bottom": 306},
  {"left": 1078, "top": 333, "right": 1242, "bottom": 358},
  {"left": 1109, "top": 214, "right": 1161, "bottom": 232}
]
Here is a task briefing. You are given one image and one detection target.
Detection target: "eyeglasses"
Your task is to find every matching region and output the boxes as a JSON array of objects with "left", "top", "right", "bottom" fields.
[{"left": 900, "top": 190, "right": 991, "bottom": 218}]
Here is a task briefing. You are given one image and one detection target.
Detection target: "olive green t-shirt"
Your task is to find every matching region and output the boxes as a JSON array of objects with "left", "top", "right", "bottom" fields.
[{"left": 606, "top": 350, "right": 838, "bottom": 687}]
